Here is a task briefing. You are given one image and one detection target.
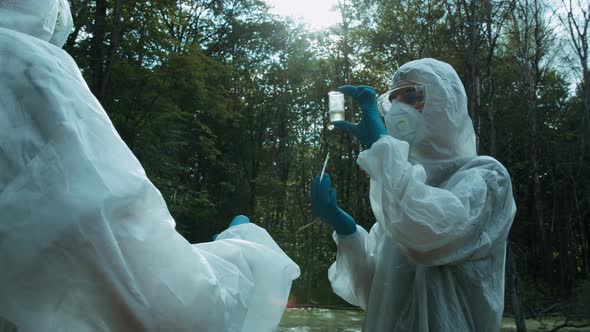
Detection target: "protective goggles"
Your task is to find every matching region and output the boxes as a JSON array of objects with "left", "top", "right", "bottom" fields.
[{"left": 377, "top": 83, "right": 426, "bottom": 116}]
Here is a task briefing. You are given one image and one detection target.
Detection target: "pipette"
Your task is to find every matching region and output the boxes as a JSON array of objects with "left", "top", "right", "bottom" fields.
[
  {"left": 297, "top": 152, "right": 330, "bottom": 234},
  {"left": 320, "top": 152, "right": 330, "bottom": 182}
]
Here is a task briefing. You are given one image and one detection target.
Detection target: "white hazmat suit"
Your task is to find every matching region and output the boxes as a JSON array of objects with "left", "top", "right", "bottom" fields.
[
  {"left": 328, "top": 59, "right": 516, "bottom": 331},
  {"left": 0, "top": 1, "right": 300, "bottom": 331}
]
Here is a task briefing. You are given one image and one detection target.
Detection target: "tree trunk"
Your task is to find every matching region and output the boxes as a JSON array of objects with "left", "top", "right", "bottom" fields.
[
  {"left": 99, "top": 0, "right": 124, "bottom": 101},
  {"left": 305, "top": 217, "right": 318, "bottom": 304},
  {"left": 467, "top": 0, "right": 481, "bottom": 150},
  {"left": 528, "top": 94, "right": 546, "bottom": 276},
  {"left": 91, "top": 0, "right": 107, "bottom": 100},
  {"left": 507, "top": 244, "right": 528, "bottom": 332},
  {"left": 486, "top": 77, "right": 497, "bottom": 156}
]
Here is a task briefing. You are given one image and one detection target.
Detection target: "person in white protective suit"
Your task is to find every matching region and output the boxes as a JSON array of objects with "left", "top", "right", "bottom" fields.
[
  {"left": 0, "top": 1, "right": 300, "bottom": 331},
  {"left": 311, "top": 58, "right": 516, "bottom": 331}
]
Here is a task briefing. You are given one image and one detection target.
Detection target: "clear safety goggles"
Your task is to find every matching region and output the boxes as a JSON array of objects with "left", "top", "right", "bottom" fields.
[{"left": 377, "top": 83, "right": 426, "bottom": 116}]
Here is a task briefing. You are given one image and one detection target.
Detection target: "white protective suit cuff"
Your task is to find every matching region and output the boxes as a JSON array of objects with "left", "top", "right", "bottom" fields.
[
  {"left": 332, "top": 227, "right": 362, "bottom": 241},
  {"left": 328, "top": 225, "right": 373, "bottom": 309},
  {"left": 357, "top": 135, "right": 413, "bottom": 187},
  {"left": 216, "top": 223, "right": 288, "bottom": 256},
  {"left": 198, "top": 223, "right": 300, "bottom": 331}
]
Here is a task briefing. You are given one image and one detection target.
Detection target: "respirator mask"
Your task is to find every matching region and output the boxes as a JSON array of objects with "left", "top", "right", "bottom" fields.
[{"left": 377, "top": 82, "right": 425, "bottom": 144}]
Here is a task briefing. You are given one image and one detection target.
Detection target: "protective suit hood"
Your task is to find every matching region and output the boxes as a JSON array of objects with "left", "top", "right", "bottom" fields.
[
  {"left": 0, "top": 0, "right": 73, "bottom": 47},
  {"left": 392, "top": 58, "right": 476, "bottom": 166}
]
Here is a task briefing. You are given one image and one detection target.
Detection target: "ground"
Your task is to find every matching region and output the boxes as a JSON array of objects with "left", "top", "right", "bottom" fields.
[{"left": 277, "top": 308, "right": 590, "bottom": 331}]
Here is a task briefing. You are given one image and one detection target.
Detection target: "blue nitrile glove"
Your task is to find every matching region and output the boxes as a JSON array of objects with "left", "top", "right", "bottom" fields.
[
  {"left": 213, "top": 215, "right": 250, "bottom": 240},
  {"left": 311, "top": 173, "right": 357, "bottom": 235},
  {"left": 229, "top": 215, "right": 250, "bottom": 227},
  {"left": 333, "top": 85, "right": 387, "bottom": 149}
]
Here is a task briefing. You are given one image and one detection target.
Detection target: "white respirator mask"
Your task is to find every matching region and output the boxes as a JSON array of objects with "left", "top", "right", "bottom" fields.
[{"left": 384, "top": 101, "right": 420, "bottom": 144}]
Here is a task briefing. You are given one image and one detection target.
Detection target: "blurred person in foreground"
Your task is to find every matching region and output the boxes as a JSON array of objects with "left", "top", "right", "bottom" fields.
[
  {"left": 0, "top": 1, "right": 299, "bottom": 331},
  {"left": 311, "top": 58, "right": 516, "bottom": 331}
]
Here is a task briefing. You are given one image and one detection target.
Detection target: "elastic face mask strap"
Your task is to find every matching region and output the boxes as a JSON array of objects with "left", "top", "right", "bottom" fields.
[{"left": 377, "top": 91, "right": 392, "bottom": 117}]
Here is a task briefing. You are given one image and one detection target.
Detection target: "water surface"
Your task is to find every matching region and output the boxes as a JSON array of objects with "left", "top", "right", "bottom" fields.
[{"left": 277, "top": 308, "right": 590, "bottom": 332}]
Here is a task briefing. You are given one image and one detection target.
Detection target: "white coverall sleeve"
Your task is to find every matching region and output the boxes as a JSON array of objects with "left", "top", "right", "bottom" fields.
[
  {"left": 198, "top": 225, "right": 301, "bottom": 332},
  {"left": 0, "top": 30, "right": 299, "bottom": 332},
  {"left": 327, "top": 225, "right": 377, "bottom": 310},
  {"left": 357, "top": 136, "right": 511, "bottom": 266}
]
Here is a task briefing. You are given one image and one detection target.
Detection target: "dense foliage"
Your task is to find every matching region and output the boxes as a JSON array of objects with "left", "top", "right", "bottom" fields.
[{"left": 64, "top": 0, "right": 590, "bottom": 317}]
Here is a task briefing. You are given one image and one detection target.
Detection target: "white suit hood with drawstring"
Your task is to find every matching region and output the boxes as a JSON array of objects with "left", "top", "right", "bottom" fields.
[
  {"left": 328, "top": 58, "right": 516, "bottom": 331},
  {"left": 0, "top": 1, "right": 299, "bottom": 331}
]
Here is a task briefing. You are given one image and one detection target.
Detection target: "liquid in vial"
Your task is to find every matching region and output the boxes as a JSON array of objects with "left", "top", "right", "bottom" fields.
[{"left": 329, "top": 110, "right": 345, "bottom": 122}]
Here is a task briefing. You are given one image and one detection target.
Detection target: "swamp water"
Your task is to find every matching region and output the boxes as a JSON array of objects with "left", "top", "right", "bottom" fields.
[{"left": 277, "top": 308, "right": 590, "bottom": 332}]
